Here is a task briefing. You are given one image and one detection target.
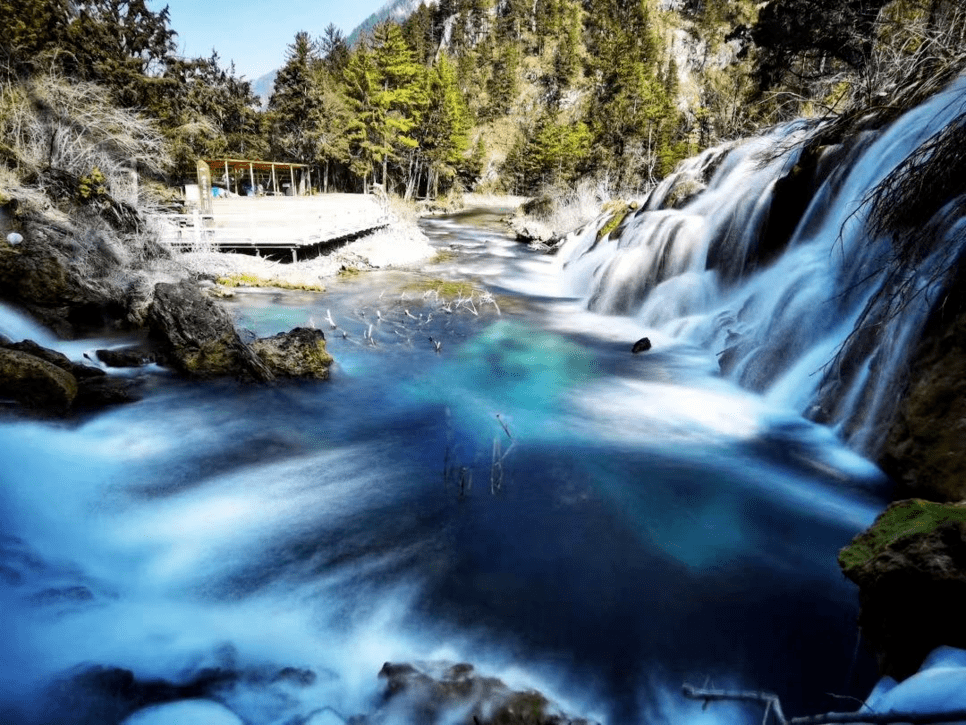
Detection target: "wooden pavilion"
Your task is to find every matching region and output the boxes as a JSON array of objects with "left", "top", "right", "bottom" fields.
[{"left": 202, "top": 158, "right": 311, "bottom": 198}]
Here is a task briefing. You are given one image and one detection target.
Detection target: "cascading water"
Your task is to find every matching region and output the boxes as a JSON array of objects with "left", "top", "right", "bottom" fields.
[{"left": 557, "top": 75, "right": 966, "bottom": 455}]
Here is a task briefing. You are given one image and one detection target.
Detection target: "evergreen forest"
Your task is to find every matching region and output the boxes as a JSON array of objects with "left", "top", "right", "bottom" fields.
[{"left": 2, "top": 0, "right": 965, "bottom": 200}]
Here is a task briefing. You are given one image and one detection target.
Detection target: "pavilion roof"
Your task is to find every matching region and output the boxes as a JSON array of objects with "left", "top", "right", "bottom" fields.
[{"left": 203, "top": 158, "right": 308, "bottom": 172}]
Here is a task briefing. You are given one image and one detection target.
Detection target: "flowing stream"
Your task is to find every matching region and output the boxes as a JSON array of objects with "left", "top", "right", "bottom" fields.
[
  {"left": 0, "top": 203, "right": 889, "bottom": 724},
  {"left": 10, "top": 74, "right": 965, "bottom": 725}
]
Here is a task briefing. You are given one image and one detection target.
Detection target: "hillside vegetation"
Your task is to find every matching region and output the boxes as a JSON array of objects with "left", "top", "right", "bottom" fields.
[{"left": 1, "top": 0, "right": 965, "bottom": 209}]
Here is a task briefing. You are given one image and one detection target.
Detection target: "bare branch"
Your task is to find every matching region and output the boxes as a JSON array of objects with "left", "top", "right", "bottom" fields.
[{"left": 682, "top": 685, "right": 966, "bottom": 725}]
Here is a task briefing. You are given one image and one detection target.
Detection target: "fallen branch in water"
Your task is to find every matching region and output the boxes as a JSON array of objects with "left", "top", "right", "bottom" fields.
[{"left": 682, "top": 685, "right": 966, "bottom": 725}]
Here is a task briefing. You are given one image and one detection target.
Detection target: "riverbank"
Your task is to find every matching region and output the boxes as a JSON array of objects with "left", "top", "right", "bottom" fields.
[{"left": 157, "top": 213, "right": 437, "bottom": 291}]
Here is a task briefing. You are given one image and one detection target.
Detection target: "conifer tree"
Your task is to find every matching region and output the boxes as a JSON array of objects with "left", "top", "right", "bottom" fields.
[
  {"left": 419, "top": 53, "right": 471, "bottom": 196},
  {"left": 342, "top": 44, "right": 383, "bottom": 192},
  {"left": 370, "top": 21, "right": 427, "bottom": 191},
  {"left": 267, "top": 31, "right": 322, "bottom": 164}
]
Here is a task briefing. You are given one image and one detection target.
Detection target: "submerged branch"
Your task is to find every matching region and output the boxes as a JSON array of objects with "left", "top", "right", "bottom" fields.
[{"left": 682, "top": 685, "right": 966, "bottom": 725}]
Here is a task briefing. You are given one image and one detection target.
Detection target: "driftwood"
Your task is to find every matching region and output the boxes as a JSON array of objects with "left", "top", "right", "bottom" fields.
[{"left": 682, "top": 685, "right": 966, "bottom": 725}]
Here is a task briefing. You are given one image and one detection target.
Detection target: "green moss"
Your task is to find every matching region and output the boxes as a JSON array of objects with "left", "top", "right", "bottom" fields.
[
  {"left": 403, "top": 278, "right": 480, "bottom": 299},
  {"left": 338, "top": 266, "right": 362, "bottom": 278},
  {"left": 838, "top": 499, "right": 966, "bottom": 572},
  {"left": 429, "top": 249, "right": 457, "bottom": 264},
  {"left": 216, "top": 274, "right": 325, "bottom": 292},
  {"left": 596, "top": 200, "right": 635, "bottom": 241}
]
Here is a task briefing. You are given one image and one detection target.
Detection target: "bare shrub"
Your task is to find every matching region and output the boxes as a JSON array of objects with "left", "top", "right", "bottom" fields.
[{"left": 0, "top": 73, "right": 170, "bottom": 204}]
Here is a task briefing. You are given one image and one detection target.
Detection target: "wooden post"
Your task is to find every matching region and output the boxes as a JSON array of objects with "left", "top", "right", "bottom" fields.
[
  {"left": 289, "top": 165, "right": 296, "bottom": 196},
  {"left": 271, "top": 164, "right": 278, "bottom": 195},
  {"left": 224, "top": 160, "right": 230, "bottom": 194},
  {"left": 307, "top": 167, "right": 312, "bottom": 195},
  {"left": 249, "top": 162, "right": 255, "bottom": 196}
]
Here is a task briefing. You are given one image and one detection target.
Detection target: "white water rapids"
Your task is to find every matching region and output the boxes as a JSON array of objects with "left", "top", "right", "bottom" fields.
[{"left": 557, "top": 74, "right": 966, "bottom": 454}]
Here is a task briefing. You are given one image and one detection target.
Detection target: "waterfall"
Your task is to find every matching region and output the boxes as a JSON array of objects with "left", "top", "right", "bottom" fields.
[
  {"left": 0, "top": 302, "right": 58, "bottom": 347},
  {"left": 557, "top": 75, "right": 966, "bottom": 456}
]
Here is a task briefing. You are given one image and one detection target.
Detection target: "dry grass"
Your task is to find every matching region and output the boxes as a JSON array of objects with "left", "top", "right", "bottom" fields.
[{"left": 1, "top": 74, "right": 169, "bottom": 205}]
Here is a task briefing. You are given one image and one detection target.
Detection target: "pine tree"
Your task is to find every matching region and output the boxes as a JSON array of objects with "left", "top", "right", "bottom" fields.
[
  {"left": 370, "top": 21, "right": 428, "bottom": 192},
  {"left": 419, "top": 53, "right": 471, "bottom": 197},
  {"left": 267, "top": 31, "right": 322, "bottom": 164},
  {"left": 342, "top": 44, "right": 383, "bottom": 192}
]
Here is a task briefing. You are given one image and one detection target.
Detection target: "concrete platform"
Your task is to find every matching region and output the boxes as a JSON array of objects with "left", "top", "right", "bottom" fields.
[{"left": 155, "top": 194, "right": 390, "bottom": 262}]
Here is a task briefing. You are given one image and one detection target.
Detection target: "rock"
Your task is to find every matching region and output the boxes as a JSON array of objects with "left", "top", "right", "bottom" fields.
[
  {"left": 4, "top": 339, "right": 102, "bottom": 379},
  {"left": 880, "top": 303, "right": 966, "bottom": 502},
  {"left": 0, "top": 339, "right": 140, "bottom": 413},
  {"left": 147, "top": 280, "right": 273, "bottom": 382},
  {"left": 631, "top": 337, "right": 652, "bottom": 353},
  {"left": 508, "top": 216, "right": 556, "bottom": 244},
  {"left": 0, "top": 219, "right": 127, "bottom": 337},
  {"left": 0, "top": 347, "right": 78, "bottom": 412},
  {"left": 74, "top": 375, "right": 142, "bottom": 408},
  {"left": 374, "top": 661, "right": 598, "bottom": 725},
  {"left": 250, "top": 327, "right": 333, "bottom": 379},
  {"left": 96, "top": 346, "right": 155, "bottom": 368},
  {"left": 41, "top": 661, "right": 318, "bottom": 725},
  {"left": 838, "top": 499, "right": 966, "bottom": 680}
]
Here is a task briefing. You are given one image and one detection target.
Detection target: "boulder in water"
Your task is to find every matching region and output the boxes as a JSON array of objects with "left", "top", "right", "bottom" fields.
[
  {"left": 0, "top": 347, "right": 77, "bottom": 412},
  {"left": 251, "top": 327, "right": 333, "bottom": 379},
  {"left": 0, "top": 339, "right": 141, "bottom": 414},
  {"left": 839, "top": 499, "right": 966, "bottom": 680},
  {"left": 96, "top": 346, "right": 156, "bottom": 368},
  {"left": 631, "top": 337, "right": 652, "bottom": 353},
  {"left": 375, "top": 661, "right": 598, "bottom": 724},
  {"left": 147, "top": 280, "right": 273, "bottom": 382}
]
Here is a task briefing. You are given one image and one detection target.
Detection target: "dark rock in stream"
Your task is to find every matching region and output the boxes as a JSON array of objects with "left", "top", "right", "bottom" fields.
[
  {"left": 371, "top": 661, "right": 599, "bottom": 725},
  {"left": 147, "top": 280, "right": 274, "bottom": 382},
  {"left": 148, "top": 281, "right": 334, "bottom": 382},
  {"left": 839, "top": 499, "right": 966, "bottom": 680},
  {"left": 39, "top": 661, "right": 318, "bottom": 725},
  {"left": 0, "top": 339, "right": 141, "bottom": 414},
  {"left": 0, "top": 217, "right": 143, "bottom": 338},
  {"left": 250, "top": 327, "right": 333, "bottom": 379},
  {"left": 95, "top": 346, "right": 156, "bottom": 368},
  {"left": 0, "top": 347, "right": 77, "bottom": 412},
  {"left": 631, "top": 337, "right": 652, "bottom": 353}
]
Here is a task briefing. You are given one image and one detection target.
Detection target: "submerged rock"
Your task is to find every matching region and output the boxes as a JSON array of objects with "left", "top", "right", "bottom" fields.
[
  {"left": 373, "top": 661, "right": 598, "bottom": 725},
  {"left": 839, "top": 499, "right": 966, "bottom": 680}
]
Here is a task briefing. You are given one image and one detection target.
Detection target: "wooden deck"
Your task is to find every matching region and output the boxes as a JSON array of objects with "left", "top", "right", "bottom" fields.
[{"left": 154, "top": 194, "right": 390, "bottom": 262}]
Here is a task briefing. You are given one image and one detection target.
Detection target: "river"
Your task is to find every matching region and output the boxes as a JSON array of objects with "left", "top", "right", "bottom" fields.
[{"left": 0, "top": 206, "right": 887, "bottom": 724}]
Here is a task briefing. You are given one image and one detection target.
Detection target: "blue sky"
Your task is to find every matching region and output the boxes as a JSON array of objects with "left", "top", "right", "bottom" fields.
[{"left": 150, "top": 0, "right": 383, "bottom": 81}]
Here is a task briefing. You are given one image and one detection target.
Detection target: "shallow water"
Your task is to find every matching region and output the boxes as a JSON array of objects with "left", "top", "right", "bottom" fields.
[{"left": 0, "top": 208, "right": 886, "bottom": 724}]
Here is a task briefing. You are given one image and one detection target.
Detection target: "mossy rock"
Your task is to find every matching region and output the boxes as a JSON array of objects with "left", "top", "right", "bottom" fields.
[
  {"left": 0, "top": 348, "right": 78, "bottom": 412},
  {"left": 251, "top": 328, "right": 333, "bottom": 380},
  {"left": 839, "top": 499, "right": 966, "bottom": 573},
  {"left": 595, "top": 200, "right": 638, "bottom": 242}
]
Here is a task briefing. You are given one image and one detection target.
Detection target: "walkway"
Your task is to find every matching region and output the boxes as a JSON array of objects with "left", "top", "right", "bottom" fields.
[{"left": 155, "top": 194, "right": 390, "bottom": 262}]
